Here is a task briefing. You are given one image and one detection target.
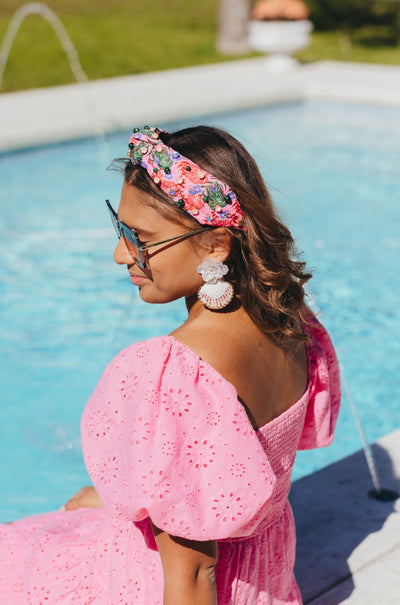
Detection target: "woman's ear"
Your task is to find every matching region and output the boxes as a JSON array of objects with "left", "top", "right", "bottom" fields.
[{"left": 199, "top": 228, "right": 232, "bottom": 263}]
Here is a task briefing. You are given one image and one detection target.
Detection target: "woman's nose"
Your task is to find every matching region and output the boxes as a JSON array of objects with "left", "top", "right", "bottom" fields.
[{"left": 113, "top": 238, "right": 134, "bottom": 265}]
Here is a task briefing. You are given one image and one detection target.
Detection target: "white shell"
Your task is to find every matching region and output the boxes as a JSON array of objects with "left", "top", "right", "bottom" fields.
[{"left": 198, "top": 280, "right": 234, "bottom": 310}]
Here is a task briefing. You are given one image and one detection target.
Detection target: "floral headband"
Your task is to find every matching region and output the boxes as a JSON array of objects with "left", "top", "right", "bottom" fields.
[{"left": 127, "top": 126, "right": 246, "bottom": 230}]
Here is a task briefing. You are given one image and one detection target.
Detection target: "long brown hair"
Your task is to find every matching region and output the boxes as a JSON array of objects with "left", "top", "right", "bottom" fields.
[{"left": 121, "top": 125, "right": 312, "bottom": 345}]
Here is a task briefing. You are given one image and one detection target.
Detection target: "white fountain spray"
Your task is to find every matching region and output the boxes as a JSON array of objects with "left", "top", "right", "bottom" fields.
[
  {"left": 0, "top": 2, "right": 108, "bottom": 158},
  {"left": 0, "top": 2, "right": 87, "bottom": 90},
  {"left": 308, "top": 297, "right": 397, "bottom": 502},
  {"left": 341, "top": 366, "right": 398, "bottom": 502}
]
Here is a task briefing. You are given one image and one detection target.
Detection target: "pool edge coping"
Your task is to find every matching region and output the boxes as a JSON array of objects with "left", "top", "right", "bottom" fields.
[
  {"left": 1, "top": 59, "right": 400, "bottom": 152},
  {"left": 291, "top": 426, "right": 400, "bottom": 604}
]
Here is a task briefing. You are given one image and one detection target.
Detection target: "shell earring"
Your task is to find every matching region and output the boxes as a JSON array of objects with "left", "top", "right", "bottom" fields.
[{"left": 197, "top": 259, "right": 234, "bottom": 310}]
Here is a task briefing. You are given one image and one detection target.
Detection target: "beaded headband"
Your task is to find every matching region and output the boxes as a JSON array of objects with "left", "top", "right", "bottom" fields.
[{"left": 127, "top": 126, "right": 246, "bottom": 230}]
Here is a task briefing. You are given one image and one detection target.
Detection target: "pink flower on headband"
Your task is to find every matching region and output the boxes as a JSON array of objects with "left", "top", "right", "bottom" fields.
[{"left": 127, "top": 126, "right": 246, "bottom": 231}]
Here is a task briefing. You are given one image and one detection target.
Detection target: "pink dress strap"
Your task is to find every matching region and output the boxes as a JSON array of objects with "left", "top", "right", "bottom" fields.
[{"left": 297, "top": 315, "right": 341, "bottom": 450}]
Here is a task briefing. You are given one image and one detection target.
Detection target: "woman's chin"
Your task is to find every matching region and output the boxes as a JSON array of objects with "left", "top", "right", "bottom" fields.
[
  {"left": 137, "top": 287, "right": 173, "bottom": 305},
  {"left": 137, "top": 286, "right": 195, "bottom": 306}
]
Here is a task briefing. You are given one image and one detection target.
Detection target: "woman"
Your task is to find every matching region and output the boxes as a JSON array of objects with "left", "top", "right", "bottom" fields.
[{"left": 0, "top": 125, "right": 340, "bottom": 604}]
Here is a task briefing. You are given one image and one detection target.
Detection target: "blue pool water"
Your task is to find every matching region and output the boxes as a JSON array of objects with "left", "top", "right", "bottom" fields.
[{"left": 0, "top": 100, "right": 399, "bottom": 522}]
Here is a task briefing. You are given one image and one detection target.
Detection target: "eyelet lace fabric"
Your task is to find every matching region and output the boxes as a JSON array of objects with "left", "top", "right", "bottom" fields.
[{"left": 0, "top": 317, "right": 340, "bottom": 604}]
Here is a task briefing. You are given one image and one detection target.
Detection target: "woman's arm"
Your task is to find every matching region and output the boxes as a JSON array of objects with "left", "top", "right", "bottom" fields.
[
  {"left": 64, "top": 486, "right": 103, "bottom": 510},
  {"left": 151, "top": 521, "right": 218, "bottom": 605}
]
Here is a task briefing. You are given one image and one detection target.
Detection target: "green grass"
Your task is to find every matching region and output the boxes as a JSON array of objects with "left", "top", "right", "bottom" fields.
[
  {"left": 1, "top": 0, "right": 399, "bottom": 92},
  {"left": 295, "top": 29, "right": 400, "bottom": 65},
  {"left": 0, "top": 0, "right": 234, "bottom": 91}
]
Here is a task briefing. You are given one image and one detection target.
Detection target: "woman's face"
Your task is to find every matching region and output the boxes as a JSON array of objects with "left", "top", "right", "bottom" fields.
[{"left": 113, "top": 181, "right": 207, "bottom": 304}]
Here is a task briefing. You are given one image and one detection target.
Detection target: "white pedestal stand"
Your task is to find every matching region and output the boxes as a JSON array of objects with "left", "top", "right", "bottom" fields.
[{"left": 248, "top": 20, "right": 313, "bottom": 73}]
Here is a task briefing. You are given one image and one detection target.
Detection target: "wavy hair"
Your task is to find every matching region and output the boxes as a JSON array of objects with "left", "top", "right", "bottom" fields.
[{"left": 120, "top": 125, "right": 312, "bottom": 345}]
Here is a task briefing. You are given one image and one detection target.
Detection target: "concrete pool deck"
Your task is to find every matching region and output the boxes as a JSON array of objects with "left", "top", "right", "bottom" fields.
[
  {"left": 1, "top": 58, "right": 400, "bottom": 151},
  {"left": 1, "top": 58, "right": 399, "bottom": 603},
  {"left": 291, "top": 428, "right": 400, "bottom": 604}
]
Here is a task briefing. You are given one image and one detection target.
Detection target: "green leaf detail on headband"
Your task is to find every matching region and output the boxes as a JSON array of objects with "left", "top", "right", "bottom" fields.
[
  {"left": 202, "top": 183, "right": 228, "bottom": 210},
  {"left": 130, "top": 147, "right": 145, "bottom": 164},
  {"left": 153, "top": 149, "right": 174, "bottom": 170}
]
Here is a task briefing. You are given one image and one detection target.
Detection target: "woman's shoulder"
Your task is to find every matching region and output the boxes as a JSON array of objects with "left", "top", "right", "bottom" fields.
[
  {"left": 169, "top": 324, "right": 227, "bottom": 371},
  {"left": 168, "top": 312, "right": 258, "bottom": 386}
]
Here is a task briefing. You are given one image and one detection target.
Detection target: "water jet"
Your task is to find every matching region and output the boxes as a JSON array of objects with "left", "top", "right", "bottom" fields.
[
  {"left": 343, "top": 374, "right": 399, "bottom": 502},
  {"left": 0, "top": 2, "right": 87, "bottom": 91}
]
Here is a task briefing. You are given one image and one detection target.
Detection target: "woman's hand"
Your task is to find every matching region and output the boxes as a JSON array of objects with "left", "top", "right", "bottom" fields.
[{"left": 63, "top": 486, "right": 103, "bottom": 511}]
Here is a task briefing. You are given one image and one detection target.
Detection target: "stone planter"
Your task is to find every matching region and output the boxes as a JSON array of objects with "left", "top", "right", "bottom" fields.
[{"left": 248, "top": 19, "right": 313, "bottom": 72}]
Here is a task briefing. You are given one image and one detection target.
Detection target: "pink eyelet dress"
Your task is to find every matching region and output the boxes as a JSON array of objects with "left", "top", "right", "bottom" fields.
[{"left": 0, "top": 316, "right": 340, "bottom": 604}]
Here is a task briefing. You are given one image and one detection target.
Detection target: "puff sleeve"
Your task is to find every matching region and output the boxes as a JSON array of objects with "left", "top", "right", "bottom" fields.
[
  {"left": 297, "top": 316, "right": 341, "bottom": 450},
  {"left": 81, "top": 337, "right": 276, "bottom": 541}
]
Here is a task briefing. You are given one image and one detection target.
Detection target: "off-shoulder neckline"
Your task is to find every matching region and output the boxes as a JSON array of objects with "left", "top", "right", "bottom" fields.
[{"left": 162, "top": 334, "right": 313, "bottom": 432}]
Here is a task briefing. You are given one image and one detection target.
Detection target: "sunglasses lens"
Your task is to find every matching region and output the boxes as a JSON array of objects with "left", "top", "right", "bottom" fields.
[
  {"left": 106, "top": 201, "right": 146, "bottom": 269},
  {"left": 121, "top": 226, "right": 146, "bottom": 269}
]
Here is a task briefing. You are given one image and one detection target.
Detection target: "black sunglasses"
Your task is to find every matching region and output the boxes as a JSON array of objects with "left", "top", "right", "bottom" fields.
[{"left": 106, "top": 200, "right": 212, "bottom": 270}]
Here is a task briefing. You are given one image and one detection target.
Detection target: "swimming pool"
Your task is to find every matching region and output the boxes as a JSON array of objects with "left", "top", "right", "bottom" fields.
[{"left": 0, "top": 100, "right": 399, "bottom": 522}]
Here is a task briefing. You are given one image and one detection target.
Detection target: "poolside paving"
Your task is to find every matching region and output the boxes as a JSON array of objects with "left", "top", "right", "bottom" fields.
[
  {"left": 1, "top": 59, "right": 400, "bottom": 152},
  {"left": 291, "top": 428, "right": 400, "bottom": 604},
  {"left": 1, "top": 58, "right": 399, "bottom": 603}
]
